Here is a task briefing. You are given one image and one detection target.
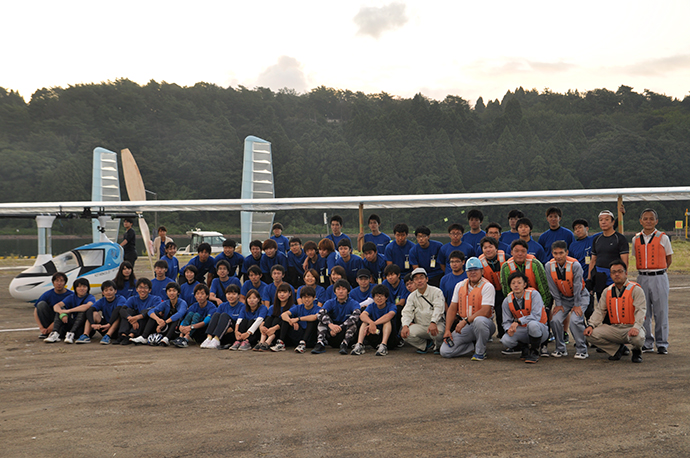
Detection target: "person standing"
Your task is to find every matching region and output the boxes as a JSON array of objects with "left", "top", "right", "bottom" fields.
[
  {"left": 120, "top": 218, "right": 138, "bottom": 267},
  {"left": 589, "top": 210, "right": 629, "bottom": 300}
]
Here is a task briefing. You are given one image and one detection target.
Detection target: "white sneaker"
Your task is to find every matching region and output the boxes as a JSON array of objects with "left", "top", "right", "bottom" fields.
[
  {"left": 550, "top": 350, "right": 567, "bottom": 358},
  {"left": 64, "top": 332, "right": 75, "bottom": 344},
  {"left": 350, "top": 343, "right": 365, "bottom": 355},
  {"left": 574, "top": 352, "right": 589, "bottom": 360},
  {"left": 200, "top": 337, "right": 212, "bottom": 349},
  {"left": 160, "top": 337, "right": 170, "bottom": 347},
  {"left": 270, "top": 340, "right": 286, "bottom": 352},
  {"left": 131, "top": 336, "right": 147, "bottom": 345},
  {"left": 295, "top": 341, "right": 306, "bottom": 353},
  {"left": 45, "top": 331, "right": 61, "bottom": 343},
  {"left": 209, "top": 338, "right": 220, "bottom": 349}
]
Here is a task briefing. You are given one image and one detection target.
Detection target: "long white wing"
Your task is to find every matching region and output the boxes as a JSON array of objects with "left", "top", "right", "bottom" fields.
[
  {"left": 91, "top": 147, "right": 120, "bottom": 242},
  {"left": 241, "top": 136, "right": 275, "bottom": 250}
]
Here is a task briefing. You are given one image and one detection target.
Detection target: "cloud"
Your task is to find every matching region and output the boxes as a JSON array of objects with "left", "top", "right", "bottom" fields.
[
  {"left": 466, "top": 58, "right": 577, "bottom": 76},
  {"left": 353, "top": 2, "right": 408, "bottom": 39},
  {"left": 255, "top": 56, "right": 308, "bottom": 92},
  {"left": 619, "top": 54, "right": 690, "bottom": 76}
]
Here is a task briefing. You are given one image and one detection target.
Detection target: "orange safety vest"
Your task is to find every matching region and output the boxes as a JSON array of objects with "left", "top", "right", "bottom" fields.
[
  {"left": 455, "top": 278, "right": 488, "bottom": 318},
  {"left": 633, "top": 231, "right": 668, "bottom": 270},
  {"left": 506, "top": 255, "right": 537, "bottom": 289},
  {"left": 605, "top": 282, "right": 640, "bottom": 325},
  {"left": 507, "top": 287, "right": 547, "bottom": 326},
  {"left": 479, "top": 251, "right": 506, "bottom": 290},
  {"left": 547, "top": 256, "right": 583, "bottom": 297}
]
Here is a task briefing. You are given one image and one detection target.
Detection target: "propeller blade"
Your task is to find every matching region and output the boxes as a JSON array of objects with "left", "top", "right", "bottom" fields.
[
  {"left": 121, "top": 148, "right": 155, "bottom": 276},
  {"left": 138, "top": 213, "right": 155, "bottom": 277}
]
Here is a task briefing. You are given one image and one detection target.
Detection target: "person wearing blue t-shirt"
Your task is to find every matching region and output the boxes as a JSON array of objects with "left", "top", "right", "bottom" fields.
[
  {"left": 357, "top": 213, "right": 391, "bottom": 255},
  {"left": 241, "top": 240, "right": 263, "bottom": 279},
  {"left": 385, "top": 223, "right": 414, "bottom": 278},
  {"left": 264, "top": 265, "right": 296, "bottom": 306},
  {"left": 569, "top": 219, "right": 596, "bottom": 281},
  {"left": 382, "top": 264, "right": 409, "bottom": 346},
  {"left": 335, "top": 238, "right": 363, "bottom": 287},
  {"left": 326, "top": 215, "right": 351, "bottom": 249},
  {"left": 287, "top": 237, "right": 307, "bottom": 287},
  {"left": 259, "top": 239, "right": 289, "bottom": 284},
  {"left": 257, "top": 283, "right": 295, "bottom": 351},
  {"left": 350, "top": 284, "right": 398, "bottom": 356},
  {"left": 180, "top": 265, "right": 199, "bottom": 307},
  {"left": 173, "top": 284, "right": 217, "bottom": 347},
  {"left": 350, "top": 269, "right": 375, "bottom": 306},
  {"left": 113, "top": 261, "right": 136, "bottom": 299},
  {"left": 270, "top": 222, "right": 290, "bottom": 254},
  {"left": 77, "top": 280, "right": 126, "bottom": 344},
  {"left": 439, "top": 251, "right": 467, "bottom": 307},
  {"left": 361, "top": 242, "right": 387, "bottom": 284},
  {"left": 316, "top": 239, "right": 338, "bottom": 284},
  {"left": 240, "top": 265, "right": 271, "bottom": 307},
  {"left": 34, "top": 272, "right": 74, "bottom": 339},
  {"left": 180, "top": 242, "right": 216, "bottom": 286},
  {"left": 44, "top": 278, "right": 95, "bottom": 344},
  {"left": 116, "top": 278, "right": 163, "bottom": 345},
  {"left": 231, "top": 289, "right": 267, "bottom": 350},
  {"left": 462, "top": 209, "right": 487, "bottom": 256},
  {"left": 297, "top": 269, "right": 327, "bottom": 306},
  {"left": 209, "top": 260, "right": 242, "bottom": 306},
  {"left": 151, "top": 260, "right": 171, "bottom": 300},
  {"left": 281, "top": 286, "right": 321, "bottom": 351},
  {"left": 516, "top": 217, "right": 548, "bottom": 264},
  {"left": 162, "top": 242, "right": 180, "bottom": 281},
  {"left": 312, "top": 279, "right": 362, "bottom": 354},
  {"left": 500, "top": 209, "right": 523, "bottom": 246},
  {"left": 323, "top": 266, "right": 347, "bottom": 302},
  {"left": 215, "top": 239, "right": 244, "bottom": 278},
  {"left": 485, "top": 223, "right": 512, "bottom": 257},
  {"left": 438, "top": 223, "right": 475, "bottom": 272},
  {"left": 409, "top": 225, "right": 444, "bottom": 287},
  {"left": 131, "top": 282, "right": 188, "bottom": 345},
  {"left": 201, "top": 284, "right": 244, "bottom": 349},
  {"left": 538, "top": 206, "right": 575, "bottom": 261}
]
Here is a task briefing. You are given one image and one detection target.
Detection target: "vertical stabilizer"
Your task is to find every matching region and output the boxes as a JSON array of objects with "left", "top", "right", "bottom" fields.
[
  {"left": 241, "top": 136, "right": 275, "bottom": 253},
  {"left": 92, "top": 147, "right": 121, "bottom": 243}
]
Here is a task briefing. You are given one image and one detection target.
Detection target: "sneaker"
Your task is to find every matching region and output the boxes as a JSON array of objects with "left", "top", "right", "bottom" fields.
[
  {"left": 229, "top": 340, "right": 242, "bottom": 351},
  {"left": 351, "top": 343, "right": 365, "bottom": 355},
  {"left": 76, "top": 334, "right": 91, "bottom": 344},
  {"left": 641, "top": 346, "right": 654, "bottom": 353},
  {"left": 270, "top": 340, "right": 286, "bottom": 352},
  {"left": 375, "top": 344, "right": 388, "bottom": 356},
  {"left": 39, "top": 333, "right": 48, "bottom": 339},
  {"left": 520, "top": 347, "right": 530, "bottom": 361},
  {"left": 540, "top": 346, "right": 550, "bottom": 357},
  {"left": 501, "top": 347, "right": 520, "bottom": 355},
  {"left": 45, "top": 331, "right": 61, "bottom": 343},
  {"left": 471, "top": 353, "right": 486, "bottom": 361},
  {"left": 131, "top": 336, "right": 147, "bottom": 345},
  {"left": 209, "top": 338, "right": 220, "bottom": 349},
  {"left": 120, "top": 336, "right": 132, "bottom": 345},
  {"left": 295, "top": 342, "right": 306, "bottom": 353},
  {"left": 433, "top": 346, "right": 441, "bottom": 355},
  {"left": 563, "top": 332, "right": 570, "bottom": 344},
  {"left": 160, "top": 337, "right": 169, "bottom": 347},
  {"left": 525, "top": 353, "right": 540, "bottom": 364},
  {"left": 339, "top": 341, "right": 349, "bottom": 355},
  {"left": 551, "top": 350, "right": 567, "bottom": 358},
  {"left": 200, "top": 337, "right": 212, "bottom": 349},
  {"left": 416, "top": 340, "right": 434, "bottom": 354},
  {"left": 658, "top": 346, "right": 668, "bottom": 355},
  {"left": 397, "top": 338, "right": 405, "bottom": 348},
  {"left": 311, "top": 342, "right": 326, "bottom": 354},
  {"left": 100, "top": 335, "right": 111, "bottom": 345},
  {"left": 239, "top": 340, "right": 252, "bottom": 351},
  {"left": 574, "top": 352, "right": 589, "bottom": 360},
  {"left": 252, "top": 342, "right": 263, "bottom": 351},
  {"left": 64, "top": 332, "right": 75, "bottom": 344}
]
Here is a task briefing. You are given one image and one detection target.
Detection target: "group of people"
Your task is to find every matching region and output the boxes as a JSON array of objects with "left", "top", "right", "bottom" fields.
[{"left": 32, "top": 206, "right": 673, "bottom": 364}]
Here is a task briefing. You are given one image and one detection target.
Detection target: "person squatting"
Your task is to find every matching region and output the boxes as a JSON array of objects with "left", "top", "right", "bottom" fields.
[{"left": 35, "top": 207, "right": 673, "bottom": 364}]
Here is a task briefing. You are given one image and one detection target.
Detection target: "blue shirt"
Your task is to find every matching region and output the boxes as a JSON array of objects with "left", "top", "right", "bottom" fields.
[
  {"left": 308, "top": 252, "right": 337, "bottom": 280},
  {"left": 240, "top": 280, "right": 270, "bottom": 302},
  {"left": 364, "top": 232, "right": 391, "bottom": 255},
  {"left": 92, "top": 295, "right": 126, "bottom": 322},
  {"left": 264, "top": 282, "right": 296, "bottom": 306},
  {"left": 214, "top": 301, "right": 244, "bottom": 322},
  {"left": 180, "top": 281, "right": 199, "bottom": 307},
  {"left": 163, "top": 255, "right": 180, "bottom": 281},
  {"left": 462, "top": 231, "right": 486, "bottom": 256},
  {"left": 569, "top": 235, "right": 596, "bottom": 274},
  {"left": 287, "top": 303, "right": 321, "bottom": 329},
  {"left": 538, "top": 227, "right": 575, "bottom": 260},
  {"left": 409, "top": 240, "right": 444, "bottom": 279},
  {"left": 210, "top": 276, "right": 241, "bottom": 301},
  {"left": 440, "top": 271, "right": 467, "bottom": 305},
  {"left": 151, "top": 277, "right": 171, "bottom": 300},
  {"left": 322, "top": 297, "right": 360, "bottom": 324},
  {"left": 326, "top": 233, "right": 351, "bottom": 248},
  {"left": 384, "top": 240, "right": 414, "bottom": 277},
  {"left": 363, "top": 301, "right": 397, "bottom": 322},
  {"left": 150, "top": 298, "right": 189, "bottom": 322},
  {"left": 500, "top": 231, "right": 520, "bottom": 246},
  {"left": 62, "top": 293, "right": 96, "bottom": 310},
  {"left": 335, "top": 254, "right": 364, "bottom": 286},
  {"left": 182, "top": 255, "right": 216, "bottom": 283},
  {"left": 526, "top": 238, "right": 549, "bottom": 264},
  {"left": 36, "top": 288, "right": 74, "bottom": 308},
  {"left": 241, "top": 255, "right": 262, "bottom": 275},
  {"left": 259, "top": 252, "right": 289, "bottom": 276},
  {"left": 125, "top": 294, "right": 163, "bottom": 314},
  {"left": 270, "top": 235, "right": 290, "bottom": 254},
  {"left": 350, "top": 285, "right": 373, "bottom": 304},
  {"left": 437, "top": 241, "right": 475, "bottom": 269},
  {"left": 116, "top": 279, "right": 136, "bottom": 299},
  {"left": 239, "top": 304, "right": 268, "bottom": 322},
  {"left": 297, "top": 284, "right": 327, "bottom": 305},
  {"left": 361, "top": 254, "right": 388, "bottom": 284},
  {"left": 382, "top": 279, "right": 409, "bottom": 306},
  {"left": 214, "top": 252, "right": 244, "bottom": 277},
  {"left": 186, "top": 301, "right": 218, "bottom": 325},
  {"left": 287, "top": 249, "right": 307, "bottom": 277}
]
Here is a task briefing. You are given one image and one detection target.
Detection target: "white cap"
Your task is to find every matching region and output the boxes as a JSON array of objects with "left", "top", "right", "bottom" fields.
[{"left": 411, "top": 267, "right": 427, "bottom": 278}]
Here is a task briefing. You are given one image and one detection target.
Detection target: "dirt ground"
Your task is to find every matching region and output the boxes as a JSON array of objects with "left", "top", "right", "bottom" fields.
[{"left": 1, "top": 264, "right": 689, "bottom": 458}]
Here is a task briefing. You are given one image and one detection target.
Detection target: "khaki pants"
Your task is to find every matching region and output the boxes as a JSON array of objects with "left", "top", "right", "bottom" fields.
[
  {"left": 588, "top": 324, "right": 646, "bottom": 356},
  {"left": 405, "top": 322, "right": 445, "bottom": 351}
]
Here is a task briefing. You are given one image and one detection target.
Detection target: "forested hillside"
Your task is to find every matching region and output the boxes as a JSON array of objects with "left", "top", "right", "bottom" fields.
[{"left": 0, "top": 80, "right": 688, "bottom": 235}]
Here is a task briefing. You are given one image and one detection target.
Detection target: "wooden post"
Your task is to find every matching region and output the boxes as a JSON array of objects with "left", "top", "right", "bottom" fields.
[
  {"left": 357, "top": 203, "right": 364, "bottom": 252},
  {"left": 617, "top": 195, "right": 624, "bottom": 234}
]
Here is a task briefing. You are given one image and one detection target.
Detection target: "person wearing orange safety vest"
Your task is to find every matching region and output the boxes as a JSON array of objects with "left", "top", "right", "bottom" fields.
[
  {"left": 633, "top": 208, "right": 673, "bottom": 355},
  {"left": 584, "top": 259, "right": 646, "bottom": 363},
  {"left": 545, "top": 241, "right": 590, "bottom": 359},
  {"left": 500, "top": 271, "right": 549, "bottom": 364},
  {"left": 479, "top": 235, "right": 507, "bottom": 338},
  {"left": 440, "top": 257, "right": 495, "bottom": 361}
]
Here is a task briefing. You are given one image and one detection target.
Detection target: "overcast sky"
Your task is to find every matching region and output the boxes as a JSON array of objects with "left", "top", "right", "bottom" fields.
[{"left": 4, "top": 1, "right": 690, "bottom": 104}]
